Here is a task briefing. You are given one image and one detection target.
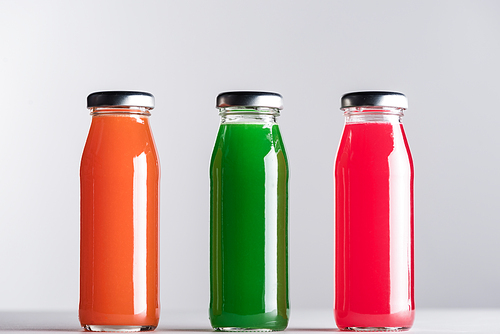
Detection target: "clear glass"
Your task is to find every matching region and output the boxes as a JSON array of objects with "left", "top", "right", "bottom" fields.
[
  {"left": 84, "top": 325, "right": 156, "bottom": 332},
  {"left": 210, "top": 107, "right": 289, "bottom": 331},
  {"left": 334, "top": 106, "right": 414, "bottom": 332},
  {"left": 80, "top": 106, "right": 160, "bottom": 332}
]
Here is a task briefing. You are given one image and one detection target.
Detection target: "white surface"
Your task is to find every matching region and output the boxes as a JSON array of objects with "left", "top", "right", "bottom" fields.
[
  {"left": 1, "top": 0, "right": 500, "bottom": 311},
  {"left": 0, "top": 309, "right": 499, "bottom": 333}
]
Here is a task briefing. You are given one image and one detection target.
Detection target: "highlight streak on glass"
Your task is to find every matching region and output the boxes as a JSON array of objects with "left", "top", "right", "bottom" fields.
[{"left": 133, "top": 152, "right": 148, "bottom": 314}]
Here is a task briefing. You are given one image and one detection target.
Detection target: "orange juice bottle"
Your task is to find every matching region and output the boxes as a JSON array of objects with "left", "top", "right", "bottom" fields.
[{"left": 80, "top": 91, "right": 160, "bottom": 332}]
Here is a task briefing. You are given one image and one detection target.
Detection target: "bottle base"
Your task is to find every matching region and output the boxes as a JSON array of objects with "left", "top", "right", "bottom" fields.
[
  {"left": 215, "top": 327, "right": 276, "bottom": 332},
  {"left": 83, "top": 325, "right": 156, "bottom": 332},
  {"left": 341, "top": 327, "right": 410, "bottom": 332}
]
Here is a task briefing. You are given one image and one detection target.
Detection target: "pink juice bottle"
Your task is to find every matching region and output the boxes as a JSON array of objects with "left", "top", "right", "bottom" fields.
[{"left": 334, "top": 91, "right": 414, "bottom": 331}]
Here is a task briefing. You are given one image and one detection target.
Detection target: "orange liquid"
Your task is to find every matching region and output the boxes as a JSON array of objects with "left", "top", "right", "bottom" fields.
[{"left": 79, "top": 111, "right": 160, "bottom": 329}]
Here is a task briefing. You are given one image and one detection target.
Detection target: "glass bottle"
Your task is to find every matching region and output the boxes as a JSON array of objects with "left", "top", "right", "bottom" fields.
[
  {"left": 80, "top": 91, "right": 160, "bottom": 332},
  {"left": 209, "top": 91, "right": 289, "bottom": 331},
  {"left": 334, "top": 91, "right": 415, "bottom": 331}
]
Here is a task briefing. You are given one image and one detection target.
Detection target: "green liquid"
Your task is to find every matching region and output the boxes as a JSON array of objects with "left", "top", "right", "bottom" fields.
[{"left": 210, "top": 123, "right": 289, "bottom": 331}]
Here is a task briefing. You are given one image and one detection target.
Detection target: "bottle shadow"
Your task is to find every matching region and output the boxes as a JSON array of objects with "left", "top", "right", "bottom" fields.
[
  {"left": 156, "top": 329, "right": 213, "bottom": 332},
  {"left": 287, "top": 329, "right": 340, "bottom": 332},
  {"left": 155, "top": 328, "right": 339, "bottom": 333},
  {"left": 0, "top": 311, "right": 81, "bottom": 332},
  {"left": 0, "top": 312, "right": 341, "bottom": 333}
]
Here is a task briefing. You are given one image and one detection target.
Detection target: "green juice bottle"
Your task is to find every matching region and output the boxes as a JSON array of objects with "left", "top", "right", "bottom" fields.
[{"left": 210, "top": 91, "right": 289, "bottom": 331}]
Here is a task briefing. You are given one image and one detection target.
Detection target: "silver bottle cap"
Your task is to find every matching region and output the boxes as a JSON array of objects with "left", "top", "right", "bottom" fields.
[
  {"left": 341, "top": 91, "right": 407, "bottom": 109},
  {"left": 87, "top": 91, "right": 155, "bottom": 109},
  {"left": 216, "top": 91, "right": 283, "bottom": 110}
]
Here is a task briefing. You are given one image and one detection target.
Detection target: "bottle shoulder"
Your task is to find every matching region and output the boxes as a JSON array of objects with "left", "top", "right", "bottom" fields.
[
  {"left": 335, "top": 122, "right": 411, "bottom": 168},
  {"left": 210, "top": 123, "right": 288, "bottom": 169},
  {"left": 82, "top": 115, "right": 158, "bottom": 165}
]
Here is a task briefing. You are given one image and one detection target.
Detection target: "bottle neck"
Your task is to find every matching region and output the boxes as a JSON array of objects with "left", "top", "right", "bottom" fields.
[
  {"left": 342, "top": 106, "right": 404, "bottom": 124},
  {"left": 219, "top": 107, "right": 279, "bottom": 125},
  {"left": 89, "top": 106, "right": 152, "bottom": 117}
]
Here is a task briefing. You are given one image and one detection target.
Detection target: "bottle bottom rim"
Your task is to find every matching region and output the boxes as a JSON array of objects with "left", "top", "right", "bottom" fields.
[
  {"left": 83, "top": 325, "right": 156, "bottom": 332},
  {"left": 214, "top": 327, "right": 277, "bottom": 332},
  {"left": 341, "top": 327, "right": 410, "bottom": 332}
]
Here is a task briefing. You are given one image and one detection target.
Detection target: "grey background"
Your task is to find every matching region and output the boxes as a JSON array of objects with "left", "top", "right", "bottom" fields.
[{"left": 0, "top": 0, "right": 499, "bottom": 311}]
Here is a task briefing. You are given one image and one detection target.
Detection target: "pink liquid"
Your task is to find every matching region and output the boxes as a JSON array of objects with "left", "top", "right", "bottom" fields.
[{"left": 335, "top": 121, "right": 414, "bottom": 330}]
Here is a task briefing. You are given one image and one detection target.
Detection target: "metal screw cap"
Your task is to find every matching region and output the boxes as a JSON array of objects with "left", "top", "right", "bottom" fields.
[
  {"left": 87, "top": 91, "right": 155, "bottom": 109},
  {"left": 216, "top": 91, "right": 283, "bottom": 110},
  {"left": 341, "top": 91, "right": 407, "bottom": 109}
]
